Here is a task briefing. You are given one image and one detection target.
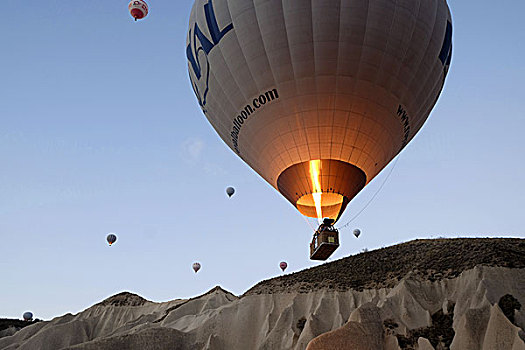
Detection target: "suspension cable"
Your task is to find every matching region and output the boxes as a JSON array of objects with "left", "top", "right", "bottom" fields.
[{"left": 338, "top": 155, "right": 400, "bottom": 230}]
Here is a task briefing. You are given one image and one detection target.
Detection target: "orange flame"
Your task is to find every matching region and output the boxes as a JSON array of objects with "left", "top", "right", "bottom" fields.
[{"left": 309, "top": 160, "right": 323, "bottom": 224}]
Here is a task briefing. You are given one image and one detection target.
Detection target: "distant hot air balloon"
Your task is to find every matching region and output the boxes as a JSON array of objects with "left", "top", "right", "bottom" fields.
[
  {"left": 279, "top": 261, "right": 287, "bottom": 272},
  {"left": 192, "top": 262, "right": 201, "bottom": 273},
  {"left": 22, "top": 312, "right": 33, "bottom": 321},
  {"left": 107, "top": 233, "right": 117, "bottom": 246},
  {"left": 128, "top": 0, "right": 148, "bottom": 21},
  {"left": 226, "top": 186, "right": 235, "bottom": 197},
  {"left": 187, "top": 0, "right": 452, "bottom": 229},
  {"left": 353, "top": 229, "right": 361, "bottom": 238}
]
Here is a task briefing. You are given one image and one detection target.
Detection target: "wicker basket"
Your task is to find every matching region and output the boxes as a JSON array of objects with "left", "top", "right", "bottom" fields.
[{"left": 310, "top": 229, "right": 340, "bottom": 260}]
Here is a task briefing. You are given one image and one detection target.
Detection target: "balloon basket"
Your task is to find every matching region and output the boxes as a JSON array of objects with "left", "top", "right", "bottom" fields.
[{"left": 310, "top": 228, "right": 339, "bottom": 261}]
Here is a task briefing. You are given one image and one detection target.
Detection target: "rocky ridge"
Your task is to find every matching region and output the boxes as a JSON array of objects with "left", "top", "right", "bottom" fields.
[
  {"left": 246, "top": 238, "right": 525, "bottom": 294},
  {"left": 1, "top": 238, "right": 523, "bottom": 350}
]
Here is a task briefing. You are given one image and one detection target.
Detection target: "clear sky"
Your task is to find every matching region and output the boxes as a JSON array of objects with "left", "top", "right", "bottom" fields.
[{"left": 1, "top": 0, "right": 524, "bottom": 320}]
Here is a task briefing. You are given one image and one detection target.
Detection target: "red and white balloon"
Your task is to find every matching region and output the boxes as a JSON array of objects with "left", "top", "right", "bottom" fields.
[
  {"left": 279, "top": 262, "right": 287, "bottom": 272},
  {"left": 128, "top": 0, "right": 148, "bottom": 21}
]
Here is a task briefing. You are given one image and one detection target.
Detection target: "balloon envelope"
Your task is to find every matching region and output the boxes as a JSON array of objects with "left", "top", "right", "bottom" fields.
[
  {"left": 192, "top": 262, "right": 201, "bottom": 273},
  {"left": 107, "top": 233, "right": 117, "bottom": 246},
  {"left": 353, "top": 229, "right": 361, "bottom": 238},
  {"left": 226, "top": 186, "right": 235, "bottom": 197},
  {"left": 23, "top": 312, "right": 33, "bottom": 321},
  {"left": 187, "top": 0, "right": 452, "bottom": 222},
  {"left": 128, "top": 0, "right": 148, "bottom": 20},
  {"left": 279, "top": 261, "right": 287, "bottom": 272}
]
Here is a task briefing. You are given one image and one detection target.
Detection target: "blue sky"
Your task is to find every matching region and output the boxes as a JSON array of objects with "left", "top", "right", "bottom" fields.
[{"left": 1, "top": 0, "right": 524, "bottom": 320}]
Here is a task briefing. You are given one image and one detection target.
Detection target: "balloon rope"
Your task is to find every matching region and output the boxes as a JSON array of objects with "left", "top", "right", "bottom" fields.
[
  {"left": 338, "top": 155, "right": 400, "bottom": 230},
  {"left": 302, "top": 215, "right": 316, "bottom": 231}
]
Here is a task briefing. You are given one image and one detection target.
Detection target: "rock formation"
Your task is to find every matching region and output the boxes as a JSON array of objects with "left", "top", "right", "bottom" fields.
[{"left": 1, "top": 238, "right": 523, "bottom": 350}]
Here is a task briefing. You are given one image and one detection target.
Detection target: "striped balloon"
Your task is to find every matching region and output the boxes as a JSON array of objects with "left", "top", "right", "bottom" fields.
[{"left": 107, "top": 233, "right": 117, "bottom": 246}]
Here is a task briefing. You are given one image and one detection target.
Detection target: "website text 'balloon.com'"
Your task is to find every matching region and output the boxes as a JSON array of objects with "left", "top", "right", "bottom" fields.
[{"left": 230, "top": 88, "right": 279, "bottom": 154}]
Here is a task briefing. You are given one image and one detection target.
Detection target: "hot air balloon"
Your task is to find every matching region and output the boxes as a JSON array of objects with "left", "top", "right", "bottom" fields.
[
  {"left": 226, "top": 186, "right": 235, "bottom": 197},
  {"left": 23, "top": 312, "right": 33, "bottom": 321},
  {"left": 353, "top": 229, "right": 361, "bottom": 238},
  {"left": 128, "top": 0, "right": 148, "bottom": 21},
  {"left": 187, "top": 0, "right": 452, "bottom": 259},
  {"left": 279, "top": 261, "right": 287, "bottom": 272},
  {"left": 107, "top": 233, "right": 117, "bottom": 246},
  {"left": 192, "top": 262, "right": 201, "bottom": 273}
]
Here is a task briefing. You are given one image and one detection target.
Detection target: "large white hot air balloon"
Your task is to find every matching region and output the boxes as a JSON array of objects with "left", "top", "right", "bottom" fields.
[{"left": 187, "top": 0, "right": 452, "bottom": 223}]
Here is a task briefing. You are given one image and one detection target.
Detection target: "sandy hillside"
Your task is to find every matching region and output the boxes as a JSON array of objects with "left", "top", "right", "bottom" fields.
[{"left": 1, "top": 238, "right": 524, "bottom": 350}]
